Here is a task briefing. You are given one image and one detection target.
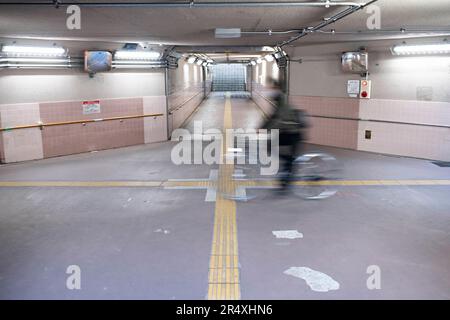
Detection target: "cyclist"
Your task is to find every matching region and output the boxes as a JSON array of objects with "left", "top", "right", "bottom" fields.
[{"left": 262, "top": 78, "right": 309, "bottom": 191}]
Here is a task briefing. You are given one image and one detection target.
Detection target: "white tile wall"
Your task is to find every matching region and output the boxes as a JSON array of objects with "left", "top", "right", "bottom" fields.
[
  {"left": 0, "top": 103, "right": 44, "bottom": 163},
  {"left": 357, "top": 121, "right": 450, "bottom": 161},
  {"left": 360, "top": 99, "right": 450, "bottom": 126}
]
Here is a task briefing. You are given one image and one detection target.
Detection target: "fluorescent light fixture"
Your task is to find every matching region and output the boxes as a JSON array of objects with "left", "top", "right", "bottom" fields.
[
  {"left": 274, "top": 50, "right": 288, "bottom": 59},
  {"left": 114, "top": 50, "right": 161, "bottom": 60},
  {"left": 112, "top": 60, "right": 164, "bottom": 65},
  {"left": 392, "top": 43, "right": 450, "bottom": 55},
  {"left": 0, "top": 58, "right": 69, "bottom": 63},
  {"left": 187, "top": 56, "right": 197, "bottom": 64},
  {"left": 1, "top": 45, "right": 66, "bottom": 57},
  {"left": 215, "top": 28, "right": 241, "bottom": 38},
  {"left": 0, "top": 64, "right": 73, "bottom": 69},
  {"left": 196, "top": 59, "right": 204, "bottom": 65},
  {"left": 256, "top": 58, "right": 263, "bottom": 64},
  {"left": 262, "top": 46, "right": 275, "bottom": 52},
  {"left": 264, "top": 54, "right": 274, "bottom": 62}
]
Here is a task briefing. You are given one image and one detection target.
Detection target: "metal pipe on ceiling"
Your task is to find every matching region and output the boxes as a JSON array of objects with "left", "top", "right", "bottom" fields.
[
  {"left": 242, "top": 30, "right": 304, "bottom": 35},
  {"left": 314, "top": 29, "right": 450, "bottom": 35},
  {"left": 0, "top": 1, "right": 368, "bottom": 8},
  {"left": 277, "top": 0, "right": 379, "bottom": 47}
]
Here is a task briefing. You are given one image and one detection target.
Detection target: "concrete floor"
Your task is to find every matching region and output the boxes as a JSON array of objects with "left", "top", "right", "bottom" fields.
[{"left": 0, "top": 93, "right": 449, "bottom": 299}]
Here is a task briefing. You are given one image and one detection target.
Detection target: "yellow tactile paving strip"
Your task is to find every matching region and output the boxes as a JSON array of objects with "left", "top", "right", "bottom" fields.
[{"left": 207, "top": 93, "right": 241, "bottom": 300}]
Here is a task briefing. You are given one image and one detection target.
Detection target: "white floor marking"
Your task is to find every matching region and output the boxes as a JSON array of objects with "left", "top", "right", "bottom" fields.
[
  {"left": 164, "top": 170, "right": 219, "bottom": 202},
  {"left": 272, "top": 230, "right": 304, "bottom": 239},
  {"left": 154, "top": 228, "right": 171, "bottom": 234},
  {"left": 284, "top": 267, "right": 340, "bottom": 292},
  {"left": 205, "top": 170, "right": 218, "bottom": 202}
]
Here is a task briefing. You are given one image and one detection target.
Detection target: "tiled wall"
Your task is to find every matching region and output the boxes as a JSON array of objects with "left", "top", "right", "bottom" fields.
[
  {"left": 169, "top": 87, "right": 204, "bottom": 132},
  {"left": 143, "top": 96, "right": 168, "bottom": 144},
  {"left": 357, "top": 121, "right": 449, "bottom": 161},
  {"left": 0, "top": 61, "right": 207, "bottom": 163},
  {"left": 40, "top": 97, "right": 146, "bottom": 158},
  {"left": 290, "top": 95, "right": 360, "bottom": 119},
  {"left": 357, "top": 99, "right": 450, "bottom": 161},
  {"left": 167, "top": 61, "right": 205, "bottom": 133},
  {"left": 0, "top": 103, "right": 44, "bottom": 163},
  {"left": 251, "top": 82, "right": 276, "bottom": 117},
  {"left": 289, "top": 95, "right": 360, "bottom": 149},
  {"left": 0, "top": 113, "right": 3, "bottom": 163},
  {"left": 287, "top": 95, "right": 450, "bottom": 161},
  {"left": 0, "top": 96, "right": 167, "bottom": 163},
  {"left": 359, "top": 99, "right": 450, "bottom": 127}
]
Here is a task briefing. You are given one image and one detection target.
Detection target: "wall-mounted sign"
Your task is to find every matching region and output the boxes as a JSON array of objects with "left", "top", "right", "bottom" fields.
[
  {"left": 347, "top": 80, "right": 360, "bottom": 98},
  {"left": 82, "top": 100, "right": 101, "bottom": 114}
]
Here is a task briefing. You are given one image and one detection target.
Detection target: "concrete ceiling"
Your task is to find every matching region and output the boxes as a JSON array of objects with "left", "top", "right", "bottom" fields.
[{"left": 0, "top": 0, "right": 449, "bottom": 57}]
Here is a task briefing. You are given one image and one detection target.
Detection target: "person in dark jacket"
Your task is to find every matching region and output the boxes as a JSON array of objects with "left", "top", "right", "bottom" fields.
[{"left": 262, "top": 78, "right": 309, "bottom": 190}]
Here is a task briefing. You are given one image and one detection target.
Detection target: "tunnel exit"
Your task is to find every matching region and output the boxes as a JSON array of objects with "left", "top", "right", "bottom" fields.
[{"left": 211, "top": 64, "right": 247, "bottom": 92}]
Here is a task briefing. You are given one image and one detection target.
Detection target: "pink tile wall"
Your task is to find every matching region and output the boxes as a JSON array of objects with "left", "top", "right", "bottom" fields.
[
  {"left": 40, "top": 97, "right": 145, "bottom": 158},
  {"left": 308, "top": 117, "right": 359, "bottom": 149},
  {"left": 289, "top": 95, "right": 360, "bottom": 119},
  {"left": 40, "top": 97, "right": 143, "bottom": 123},
  {"left": 289, "top": 95, "right": 359, "bottom": 149},
  {"left": 289, "top": 95, "right": 449, "bottom": 160},
  {"left": 143, "top": 96, "right": 168, "bottom": 143}
]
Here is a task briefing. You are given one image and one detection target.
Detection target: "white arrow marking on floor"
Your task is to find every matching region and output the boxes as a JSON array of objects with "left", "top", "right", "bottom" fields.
[
  {"left": 284, "top": 267, "right": 340, "bottom": 292},
  {"left": 272, "top": 230, "right": 304, "bottom": 239}
]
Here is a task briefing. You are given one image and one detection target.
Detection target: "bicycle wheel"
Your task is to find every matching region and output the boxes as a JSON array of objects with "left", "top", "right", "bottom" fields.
[{"left": 290, "top": 152, "right": 341, "bottom": 200}]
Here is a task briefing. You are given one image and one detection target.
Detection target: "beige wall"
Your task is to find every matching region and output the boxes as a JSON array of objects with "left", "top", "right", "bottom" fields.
[
  {"left": 251, "top": 59, "right": 280, "bottom": 116},
  {"left": 286, "top": 41, "right": 450, "bottom": 161},
  {"left": 289, "top": 40, "right": 450, "bottom": 102},
  {"left": 0, "top": 69, "right": 166, "bottom": 104},
  {"left": 167, "top": 58, "right": 205, "bottom": 133}
]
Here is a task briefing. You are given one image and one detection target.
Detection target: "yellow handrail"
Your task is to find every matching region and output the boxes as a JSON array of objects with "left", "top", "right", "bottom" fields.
[{"left": 0, "top": 113, "right": 164, "bottom": 132}]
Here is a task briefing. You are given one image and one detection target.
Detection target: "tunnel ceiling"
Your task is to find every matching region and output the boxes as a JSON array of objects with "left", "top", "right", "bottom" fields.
[{"left": 0, "top": 0, "right": 449, "bottom": 56}]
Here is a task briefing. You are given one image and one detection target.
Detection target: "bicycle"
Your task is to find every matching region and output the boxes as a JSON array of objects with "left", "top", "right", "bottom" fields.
[{"left": 220, "top": 147, "right": 342, "bottom": 201}]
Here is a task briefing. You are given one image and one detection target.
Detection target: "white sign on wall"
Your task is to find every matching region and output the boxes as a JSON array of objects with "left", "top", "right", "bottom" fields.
[
  {"left": 347, "top": 80, "right": 360, "bottom": 98},
  {"left": 82, "top": 100, "right": 101, "bottom": 114}
]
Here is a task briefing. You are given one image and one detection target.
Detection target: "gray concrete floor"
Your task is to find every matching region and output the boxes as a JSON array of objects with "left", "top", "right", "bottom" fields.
[{"left": 0, "top": 92, "right": 449, "bottom": 299}]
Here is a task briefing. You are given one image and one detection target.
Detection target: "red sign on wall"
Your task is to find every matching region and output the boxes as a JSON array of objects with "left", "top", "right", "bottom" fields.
[{"left": 82, "top": 100, "right": 101, "bottom": 115}]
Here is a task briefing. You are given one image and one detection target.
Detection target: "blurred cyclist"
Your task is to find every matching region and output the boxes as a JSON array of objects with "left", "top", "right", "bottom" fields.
[{"left": 262, "top": 78, "right": 309, "bottom": 191}]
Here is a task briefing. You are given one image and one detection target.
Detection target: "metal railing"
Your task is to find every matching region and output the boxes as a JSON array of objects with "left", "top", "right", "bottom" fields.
[{"left": 0, "top": 113, "right": 164, "bottom": 132}]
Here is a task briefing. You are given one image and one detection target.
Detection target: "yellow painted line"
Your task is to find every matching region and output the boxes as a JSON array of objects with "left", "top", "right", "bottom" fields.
[
  {"left": 0, "top": 181, "right": 163, "bottom": 187},
  {"left": 290, "top": 180, "right": 450, "bottom": 186},
  {"left": 0, "top": 179, "right": 449, "bottom": 189},
  {"left": 208, "top": 93, "right": 241, "bottom": 300}
]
